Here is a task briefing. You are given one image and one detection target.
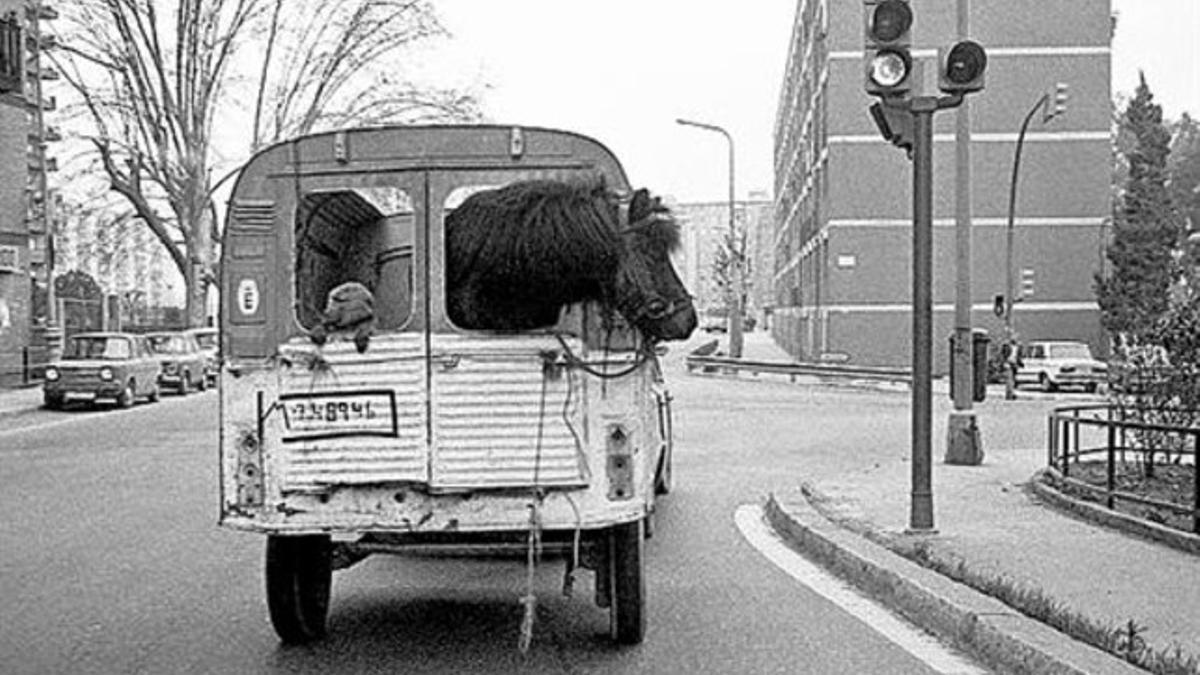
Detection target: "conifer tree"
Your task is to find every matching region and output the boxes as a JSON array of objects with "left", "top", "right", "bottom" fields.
[{"left": 1095, "top": 73, "right": 1181, "bottom": 340}]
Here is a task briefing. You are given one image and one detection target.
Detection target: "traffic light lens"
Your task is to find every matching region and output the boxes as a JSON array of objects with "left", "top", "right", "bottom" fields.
[
  {"left": 944, "top": 41, "right": 987, "bottom": 85},
  {"left": 870, "top": 51, "right": 910, "bottom": 88},
  {"left": 870, "top": 1, "right": 913, "bottom": 43}
]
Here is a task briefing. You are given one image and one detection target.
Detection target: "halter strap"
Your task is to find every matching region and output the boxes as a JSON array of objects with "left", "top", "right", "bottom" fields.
[{"left": 622, "top": 212, "right": 672, "bottom": 233}]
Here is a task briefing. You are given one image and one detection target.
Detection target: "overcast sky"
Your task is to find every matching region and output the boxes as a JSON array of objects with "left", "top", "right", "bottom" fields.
[{"left": 430, "top": 0, "right": 1198, "bottom": 204}]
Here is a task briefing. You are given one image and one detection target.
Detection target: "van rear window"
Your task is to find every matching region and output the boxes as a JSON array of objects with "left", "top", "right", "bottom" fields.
[{"left": 294, "top": 188, "right": 414, "bottom": 332}]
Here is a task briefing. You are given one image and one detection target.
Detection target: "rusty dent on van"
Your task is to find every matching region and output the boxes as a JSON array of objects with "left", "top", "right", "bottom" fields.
[{"left": 218, "top": 125, "right": 682, "bottom": 647}]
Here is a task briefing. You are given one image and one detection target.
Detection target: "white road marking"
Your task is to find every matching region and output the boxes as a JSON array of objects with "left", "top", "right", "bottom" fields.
[{"left": 735, "top": 504, "right": 986, "bottom": 675}]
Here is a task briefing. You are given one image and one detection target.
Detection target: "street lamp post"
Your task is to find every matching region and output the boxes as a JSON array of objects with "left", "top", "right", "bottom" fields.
[
  {"left": 676, "top": 118, "right": 744, "bottom": 359},
  {"left": 1004, "top": 84, "right": 1068, "bottom": 399}
]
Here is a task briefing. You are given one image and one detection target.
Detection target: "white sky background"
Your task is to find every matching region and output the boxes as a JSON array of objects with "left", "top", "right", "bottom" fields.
[{"left": 429, "top": 0, "right": 1199, "bottom": 205}]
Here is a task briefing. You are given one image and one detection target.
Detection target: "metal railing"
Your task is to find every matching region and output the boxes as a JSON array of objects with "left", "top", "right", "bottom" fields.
[
  {"left": 1048, "top": 403, "right": 1200, "bottom": 534},
  {"left": 685, "top": 349, "right": 912, "bottom": 387}
]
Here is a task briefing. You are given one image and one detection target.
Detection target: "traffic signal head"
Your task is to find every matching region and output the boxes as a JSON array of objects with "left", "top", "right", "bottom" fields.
[
  {"left": 864, "top": 0, "right": 914, "bottom": 97},
  {"left": 1045, "top": 82, "right": 1069, "bottom": 121},
  {"left": 938, "top": 40, "right": 987, "bottom": 94}
]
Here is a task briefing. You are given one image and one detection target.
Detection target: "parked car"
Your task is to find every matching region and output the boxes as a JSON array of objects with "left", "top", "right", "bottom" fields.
[
  {"left": 700, "top": 308, "right": 756, "bottom": 333},
  {"left": 43, "top": 332, "right": 161, "bottom": 409},
  {"left": 146, "top": 331, "right": 208, "bottom": 394},
  {"left": 1014, "top": 340, "right": 1108, "bottom": 392},
  {"left": 701, "top": 307, "right": 727, "bottom": 333},
  {"left": 186, "top": 327, "right": 219, "bottom": 386}
]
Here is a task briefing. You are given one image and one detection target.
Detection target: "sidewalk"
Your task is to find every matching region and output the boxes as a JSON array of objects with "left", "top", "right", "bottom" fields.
[
  {"left": 731, "top": 331, "right": 1200, "bottom": 674},
  {"left": 0, "top": 384, "right": 42, "bottom": 418}
]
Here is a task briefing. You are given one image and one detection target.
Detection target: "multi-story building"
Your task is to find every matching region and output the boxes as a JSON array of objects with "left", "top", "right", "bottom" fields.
[
  {"left": 0, "top": 0, "right": 58, "bottom": 386},
  {"left": 671, "top": 196, "right": 773, "bottom": 317},
  {"left": 771, "top": 0, "right": 1112, "bottom": 371}
]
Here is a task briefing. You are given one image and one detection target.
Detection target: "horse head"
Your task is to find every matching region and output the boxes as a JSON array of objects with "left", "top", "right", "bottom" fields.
[{"left": 612, "top": 189, "right": 697, "bottom": 341}]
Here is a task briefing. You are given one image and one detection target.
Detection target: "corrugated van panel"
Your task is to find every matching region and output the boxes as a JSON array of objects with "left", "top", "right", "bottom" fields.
[
  {"left": 275, "top": 337, "right": 427, "bottom": 489},
  {"left": 430, "top": 336, "right": 588, "bottom": 489}
]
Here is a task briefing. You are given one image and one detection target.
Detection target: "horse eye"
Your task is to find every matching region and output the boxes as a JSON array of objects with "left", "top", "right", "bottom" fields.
[{"left": 646, "top": 299, "right": 667, "bottom": 317}]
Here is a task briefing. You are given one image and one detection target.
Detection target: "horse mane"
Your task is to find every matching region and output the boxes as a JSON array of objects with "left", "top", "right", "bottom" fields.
[
  {"left": 445, "top": 177, "right": 622, "bottom": 317},
  {"left": 625, "top": 190, "right": 682, "bottom": 257}
]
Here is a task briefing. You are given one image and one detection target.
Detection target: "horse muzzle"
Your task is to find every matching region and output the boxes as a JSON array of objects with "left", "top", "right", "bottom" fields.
[{"left": 634, "top": 297, "right": 697, "bottom": 342}]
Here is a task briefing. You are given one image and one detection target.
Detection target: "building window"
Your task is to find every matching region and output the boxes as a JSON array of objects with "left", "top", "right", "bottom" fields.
[{"left": 0, "top": 13, "right": 21, "bottom": 94}]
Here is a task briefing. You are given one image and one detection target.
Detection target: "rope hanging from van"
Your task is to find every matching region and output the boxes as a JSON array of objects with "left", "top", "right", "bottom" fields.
[
  {"left": 518, "top": 351, "right": 554, "bottom": 653},
  {"left": 518, "top": 491, "right": 544, "bottom": 653}
]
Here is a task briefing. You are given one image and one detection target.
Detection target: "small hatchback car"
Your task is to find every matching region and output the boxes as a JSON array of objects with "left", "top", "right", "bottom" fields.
[
  {"left": 147, "top": 331, "right": 209, "bottom": 394},
  {"left": 43, "top": 332, "right": 162, "bottom": 409}
]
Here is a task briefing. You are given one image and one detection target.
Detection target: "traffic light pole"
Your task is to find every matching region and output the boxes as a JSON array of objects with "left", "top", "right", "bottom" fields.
[
  {"left": 910, "top": 99, "right": 936, "bottom": 532},
  {"left": 891, "top": 93, "right": 964, "bottom": 533},
  {"left": 1004, "top": 92, "right": 1053, "bottom": 400},
  {"left": 863, "top": 0, "right": 985, "bottom": 533}
]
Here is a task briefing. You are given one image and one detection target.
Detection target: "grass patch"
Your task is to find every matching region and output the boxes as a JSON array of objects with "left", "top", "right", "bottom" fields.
[{"left": 899, "top": 539, "right": 1200, "bottom": 675}]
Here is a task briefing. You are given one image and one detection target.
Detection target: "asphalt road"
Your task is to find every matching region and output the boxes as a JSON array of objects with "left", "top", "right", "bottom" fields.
[{"left": 0, "top": 350, "right": 1000, "bottom": 674}]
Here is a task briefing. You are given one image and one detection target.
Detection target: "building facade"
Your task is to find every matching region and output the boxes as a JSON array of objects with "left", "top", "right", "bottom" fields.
[
  {"left": 771, "top": 0, "right": 1112, "bottom": 372},
  {"left": 671, "top": 196, "right": 774, "bottom": 318},
  {"left": 0, "top": 0, "right": 57, "bottom": 387}
]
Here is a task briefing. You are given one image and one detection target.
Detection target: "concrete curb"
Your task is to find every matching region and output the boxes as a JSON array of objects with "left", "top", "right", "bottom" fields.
[
  {"left": 1031, "top": 468, "right": 1200, "bottom": 556},
  {"left": 765, "top": 490, "right": 1144, "bottom": 675}
]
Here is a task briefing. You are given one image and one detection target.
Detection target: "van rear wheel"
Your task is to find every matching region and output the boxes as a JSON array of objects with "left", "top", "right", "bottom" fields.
[
  {"left": 608, "top": 519, "right": 645, "bottom": 645},
  {"left": 266, "top": 535, "right": 332, "bottom": 645}
]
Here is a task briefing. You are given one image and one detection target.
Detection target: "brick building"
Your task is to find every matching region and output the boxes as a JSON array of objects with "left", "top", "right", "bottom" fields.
[
  {"left": 771, "top": 0, "right": 1112, "bottom": 371},
  {"left": 0, "top": 0, "right": 57, "bottom": 387}
]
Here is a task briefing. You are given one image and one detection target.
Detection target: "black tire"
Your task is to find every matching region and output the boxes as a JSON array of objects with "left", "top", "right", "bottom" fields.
[
  {"left": 266, "top": 535, "right": 333, "bottom": 645},
  {"left": 609, "top": 520, "right": 645, "bottom": 645},
  {"left": 117, "top": 381, "right": 135, "bottom": 409},
  {"left": 196, "top": 371, "right": 207, "bottom": 392},
  {"left": 148, "top": 383, "right": 160, "bottom": 403},
  {"left": 178, "top": 372, "right": 190, "bottom": 396},
  {"left": 43, "top": 392, "right": 63, "bottom": 410}
]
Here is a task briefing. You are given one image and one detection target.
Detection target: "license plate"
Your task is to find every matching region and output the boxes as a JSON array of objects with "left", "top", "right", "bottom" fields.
[
  {"left": 279, "top": 390, "right": 397, "bottom": 442},
  {"left": 65, "top": 392, "right": 97, "bottom": 401}
]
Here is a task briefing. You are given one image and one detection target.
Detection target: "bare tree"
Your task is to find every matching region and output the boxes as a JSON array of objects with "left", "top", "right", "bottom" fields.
[
  {"left": 51, "top": 0, "right": 480, "bottom": 327},
  {"left": 51, "top": 0, "right": 264, "bottom": 327},
  {"left": 250, "top": 0, "right": 481, "bottom": 149}
]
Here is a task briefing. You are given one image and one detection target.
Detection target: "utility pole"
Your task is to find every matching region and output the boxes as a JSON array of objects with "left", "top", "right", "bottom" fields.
[{"left": 946, "top": 0, "right": 983, "bottom": 465}]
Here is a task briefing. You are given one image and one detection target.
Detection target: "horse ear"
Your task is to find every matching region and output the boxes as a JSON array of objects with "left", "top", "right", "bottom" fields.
[{"left": 629, "top": 188, "right": 653, "bottom": 224}]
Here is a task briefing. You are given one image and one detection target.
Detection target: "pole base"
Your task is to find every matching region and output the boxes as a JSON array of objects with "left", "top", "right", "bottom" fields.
[{"left": 944, "top": 410, "right": 984, "bottom": 465}]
